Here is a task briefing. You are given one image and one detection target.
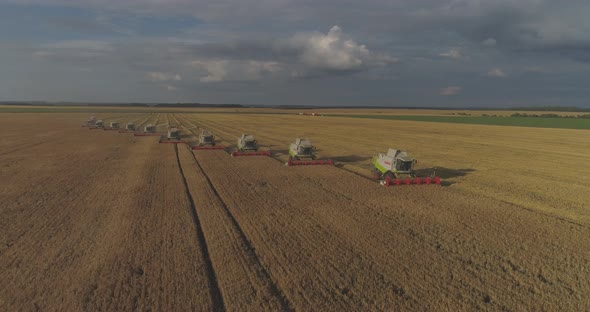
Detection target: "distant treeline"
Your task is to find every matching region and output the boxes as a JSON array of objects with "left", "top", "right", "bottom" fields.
[
  {"left": 0, "top": 102, "right": 245, "bottom": 108},
  {"left": 508, "top": 113, "right": 590, "bottom": 119},
  {"left": 1, "top": 102, "right": 590, "bottom": 112}
]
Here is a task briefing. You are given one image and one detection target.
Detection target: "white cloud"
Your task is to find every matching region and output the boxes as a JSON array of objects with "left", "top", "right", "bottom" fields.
[
  {"left": 482, "top": 38, "right": 497, "bottom": 46},
  {"left": 166, "top": 85, "right": 178, "bottom": 91},
  {"left": 191, "top": 60, "right": 282, "bottom": 82},
  {"left": 439, "top": 48, "right": 462, "bottom": 59},
  {"left": 286, "top": 25, "right": 396, "bottom": 73},
  {"left": 487, "top": 68, "right": 507, "bottom": 77},
  {"left": 192, "top": 60, "right": 229, "bottom": 82},
  {"left": 147, "top": 72, "right": 182, "bottom": 82},
  {"left": 440, "top": 86, "right": 462, "bottom": 96}
]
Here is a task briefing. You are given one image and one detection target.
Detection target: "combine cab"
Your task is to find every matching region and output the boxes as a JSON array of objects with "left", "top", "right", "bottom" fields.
[
  {"left": 237, "top": 134, "right": 257, "bottom": 151},
  {"left": 90, "top": 120, "right": 104, "bottom": 130},
  {"left": 82, "top": 116, "right": 97, "bottom": 127},
  {"left": 286, "top": 138, "right": 332, "bottom": 166},
  {"left": 231, "top": 134, "right": 270, "bottom": 156},
  {"left": 167, "top": 127, "right": 181, "bottom": 140},
  {"left": 192, "top": 130, "right": 224, "bottom": 150},
  {"left": 134, "top": 124, "right": 160, "bottom": 136},
  {"left": 119, "top": 122, "right": 137, "bottom": 133},
  {"left": 159, "top": 126, "right": 188, "bottom": 144},
  {"left": 372, "top": 148, "right": 440, "bottom": 187},
  {"left": 144, "top": 124, "right": 155, "bottom": 133},
  {"left": 104, "top": 122, "right": 120, "bottom": 131}
]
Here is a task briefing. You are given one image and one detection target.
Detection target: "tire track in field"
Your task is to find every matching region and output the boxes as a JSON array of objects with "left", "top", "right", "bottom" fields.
[
  {"left": 174, "top": 145, "right": 226, "bottom": 312},
  {"left": 177, "top": 140, "right": 294, "bottom": 311},
  {"left": 191, "top": 149, "right": 294, "bottom": 311}
]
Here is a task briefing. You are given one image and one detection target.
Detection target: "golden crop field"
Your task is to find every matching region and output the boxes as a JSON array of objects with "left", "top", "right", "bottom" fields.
[{"left": 1, "top": 109, "right": 589, "bottom": 311}]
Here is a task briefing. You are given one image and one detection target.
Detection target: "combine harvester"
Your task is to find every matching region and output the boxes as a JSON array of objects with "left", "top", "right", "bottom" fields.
[
  {"left": 134, "top": 123, "right": 161, "bottom": 136},
  {"left": 89, "top": 119, "right": 104, "bottom": 130},
  {"left": 104, "top": 122, "right": 120, "bottom": 131},
  {"left": 159, "top": 126, "right": 189, "bottom": 144},
  {"left": 372, "top": 148, "right": 440, "bottom": 187},
  {"left": 192, "top": 130, "right": 224, "bottom": 150},
  {"left": 118, "top": 122, "right": 136, "bottom": 133},
  {"left": 231, "top": 134, "right": 270, "bottom": 156},
  {"left": 286, "top": 138, "right": 333, "bottom": 166},
  {"left": 82, "top": 115, "right": 97, "bottom": 127}
]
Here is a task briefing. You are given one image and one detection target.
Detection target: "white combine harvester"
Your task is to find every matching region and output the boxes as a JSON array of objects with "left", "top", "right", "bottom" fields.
[
  {"left": 105, "top": 122, "right": 120, "bottom": 130},
  {"left": 286, "top": 138, "right": 332, "bottom": 166},
  {"left": 193, "top": 130, "right": 224, "bottom": 150},
  {"left": 89, "top": 119, "right": 104, "bottom": 130},
  {"left": 231, "top": 134, "right": 270, "bottom": 156},
  {"left": 82, "top": 115, "right": 97, "bottom": 127},
  {"left": 372, "top": 148, "right": 440, "bottom": 187},
  {"left": 159, "top": 126, "right": 187, "bottom": 144}
]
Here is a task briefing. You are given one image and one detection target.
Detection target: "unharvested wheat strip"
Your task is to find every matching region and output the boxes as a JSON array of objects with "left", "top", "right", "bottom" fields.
[
  {"left": 185, "top": 112, "right": 590, "bottom": 224},
  {"left": 177, "top": 144, "right": 290, "bottom": 311}
]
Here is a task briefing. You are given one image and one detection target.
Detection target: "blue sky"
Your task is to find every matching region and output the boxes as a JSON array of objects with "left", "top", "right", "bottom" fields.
[{"left": 1, "top": 1, "right": 590, "bottom": 107}]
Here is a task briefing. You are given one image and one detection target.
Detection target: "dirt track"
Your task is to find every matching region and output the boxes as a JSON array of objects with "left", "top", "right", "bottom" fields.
[{"left": 1, "top": 112, "right": 590, "bottom": 311}]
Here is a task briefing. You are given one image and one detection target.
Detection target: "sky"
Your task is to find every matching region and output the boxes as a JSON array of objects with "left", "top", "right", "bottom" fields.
[{"left": 1, "top": 1, "right": 590, "bottom": 107}]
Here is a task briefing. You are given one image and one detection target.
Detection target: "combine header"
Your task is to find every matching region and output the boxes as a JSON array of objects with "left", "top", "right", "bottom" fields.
[
  {"left": 134, "top": 123, "right": 160, "bottom": 136},
  {"left": 193, "top": 130, "right": 224, "bottom": 150},
  {"left": 372, "top": 148, "right": 440, "bottom": 187},
  {"left": 286, "top": 138, "right": 332, "bottom": 166},
  {"left": 231, "top": 134, "right": 270, "bottom": 156}
]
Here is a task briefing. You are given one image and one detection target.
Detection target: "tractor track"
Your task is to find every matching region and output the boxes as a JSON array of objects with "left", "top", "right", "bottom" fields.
[
  {"left": 172, "top": 114, "right": 294, "bottom": 310},
  {"left": 174, "top": 144, "right": 226, "bottom": 312},
  {"left": 187, "top": 148, "right": 294, "bottom": 312}
]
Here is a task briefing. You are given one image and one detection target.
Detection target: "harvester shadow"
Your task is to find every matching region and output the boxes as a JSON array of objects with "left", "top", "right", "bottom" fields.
[
  {"left": 331, "top": 155, "right": 372, "bottom": 163},
  {"left": 271, "top": 148, "right": 290, "bottom": 157},
  {"left": 414, "top": 167, "right": 475, "bottom": 186}
]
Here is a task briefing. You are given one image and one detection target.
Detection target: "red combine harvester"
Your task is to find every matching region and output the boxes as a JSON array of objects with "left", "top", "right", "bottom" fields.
[{"left": 286, "top": 138, "right": 333, "bottom": 166}]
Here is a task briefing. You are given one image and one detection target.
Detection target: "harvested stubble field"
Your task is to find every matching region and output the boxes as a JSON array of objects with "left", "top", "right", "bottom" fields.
[{"left": 1, "top": 110, "right": 590, "bottom": 311}]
